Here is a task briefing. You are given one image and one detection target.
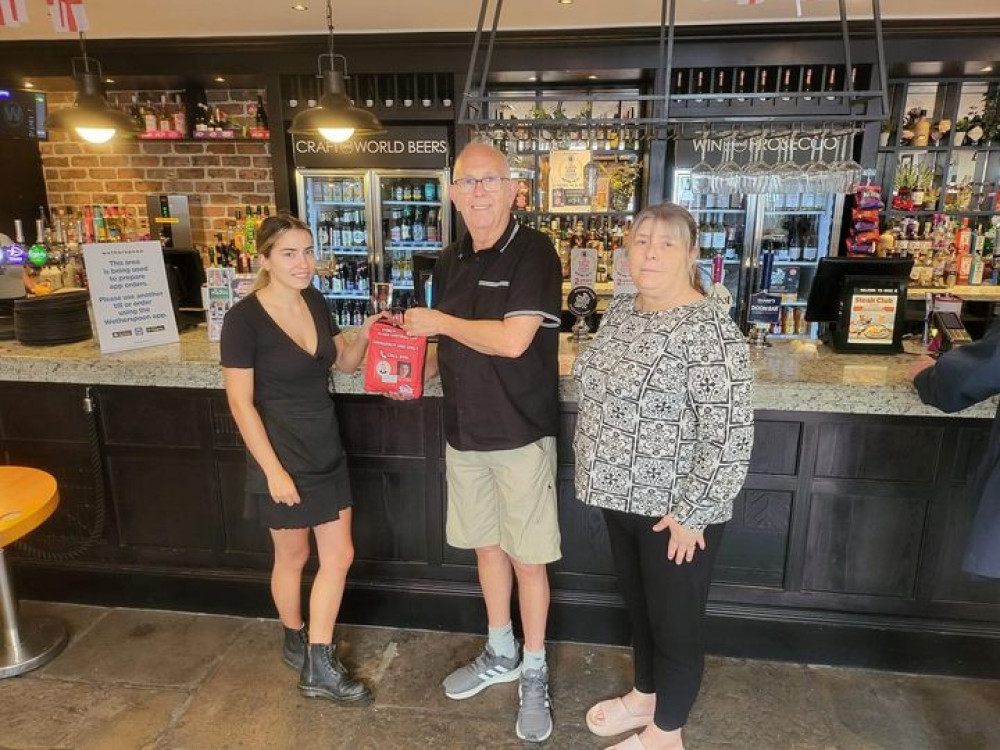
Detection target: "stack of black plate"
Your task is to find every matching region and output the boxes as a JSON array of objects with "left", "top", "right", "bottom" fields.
[
  {"left": 0, "top": 297, "right": 19, "bottom": 340},
  {"left": 14, "top": 291, "right": 93, "bottom": 346}
]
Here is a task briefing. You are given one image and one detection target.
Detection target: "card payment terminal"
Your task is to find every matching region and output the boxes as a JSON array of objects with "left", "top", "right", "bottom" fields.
[{"left": 932, "top": 310, "right": 973, "bottom": 351}]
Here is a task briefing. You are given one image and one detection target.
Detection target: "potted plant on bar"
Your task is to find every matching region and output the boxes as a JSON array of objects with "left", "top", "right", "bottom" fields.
[
  {"left": 879, "top": 119, "right": 892, "bottom": 148},
  {"left": 892, "top": 163, "right": 917, "bottom": 210},
  {"left": 954, "top": 117, "right": 970, "bottom": 147}
]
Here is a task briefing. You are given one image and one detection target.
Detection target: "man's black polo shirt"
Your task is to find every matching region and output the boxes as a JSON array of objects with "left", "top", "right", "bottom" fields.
[{"left": 432, "top": 218, "right": 562, "bottom": 451}]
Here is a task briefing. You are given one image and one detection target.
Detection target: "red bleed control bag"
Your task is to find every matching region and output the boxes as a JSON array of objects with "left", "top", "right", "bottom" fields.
[{"left": 363, "top": 320, "right": 427, "bottom": 399}]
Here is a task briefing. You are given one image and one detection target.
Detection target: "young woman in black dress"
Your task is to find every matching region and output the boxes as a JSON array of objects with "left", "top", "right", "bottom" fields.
[{"left": 221, "top": 214, "right": 381, "bottom": 705}]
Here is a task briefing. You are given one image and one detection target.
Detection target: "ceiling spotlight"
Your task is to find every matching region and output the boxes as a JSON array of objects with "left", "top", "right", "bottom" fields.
[
  {"left": 587, "top": 75, "right": 598, "bottom": 80},
  {"left": 291, "top": 3, "right": 308, "bottom": 10},
  {"left": 104, "top": 78, "right": 115, "bottom": 84},
  {"left": 558, "top": 0, "right": 574, "bottom": 4},
  {"left": 46, "top": 33, "right": 138, "bottom": 143},
  {"left": 527, "top": 75, "right": 537, "bottom": 82},
  {"left": 289, "top": 0, "right": 385, "bottom": 143},
  {"left": 23, "top": 81, "right": 34, "bottom": 89},
  {"left": 980, "top": 66, "right": 994, "bottom": 73},
  {"left": 214, "top": 76, "right": 226, "bottom": 83}
]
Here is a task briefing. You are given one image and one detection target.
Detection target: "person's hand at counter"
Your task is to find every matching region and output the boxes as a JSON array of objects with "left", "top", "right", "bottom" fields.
[
  {"left": 266, "top": 468, "right": 301, "bottom": 506},
  {"left": 402, "top": 307, "right": 444, "bottom": 338},
  {"left": 908, "top": 355, "right": 936, "bottom": 382},
  {"left": 652, "top": 515, "right": 706, "bottom": 565}
]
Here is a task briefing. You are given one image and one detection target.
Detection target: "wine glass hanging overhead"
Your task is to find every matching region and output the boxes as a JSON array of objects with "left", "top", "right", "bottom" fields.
[
  {"left": 680, "top": 124, "right": 866, "bottom": 196},
  {"left": 457, "top": 0, "right": 890, "bottom": 137}
]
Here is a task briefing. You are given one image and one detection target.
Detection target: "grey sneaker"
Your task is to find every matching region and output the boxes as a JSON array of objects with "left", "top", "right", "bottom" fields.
[
  {"left": 516, "top": 667, "right": 552, "bottom": 742},
  {"left": 516, "top": 666, "right": 553, "bottom": 743},
  {"left": 443, "top": 643, "right": 522, "bottom": 700}
]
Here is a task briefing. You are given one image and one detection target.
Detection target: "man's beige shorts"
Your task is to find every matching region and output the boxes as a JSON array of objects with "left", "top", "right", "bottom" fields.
[{"left": 445, "top": 436, "right": 562, "bottom": 565}]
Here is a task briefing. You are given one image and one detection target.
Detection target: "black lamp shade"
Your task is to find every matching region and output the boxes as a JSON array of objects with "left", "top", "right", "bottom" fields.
[
  {"left": 288, "top": 70, "right": 385, "bottom": 137},
  {"left": 47, "top": 71, "right": 139, "bottom": 136}
]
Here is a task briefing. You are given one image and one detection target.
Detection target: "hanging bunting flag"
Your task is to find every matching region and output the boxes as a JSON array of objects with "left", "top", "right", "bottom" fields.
[
  {"left": 47, "top": 0, "right": 89, "bottom": 33},
  {"left": 0, "top": 0, "right": 29, "bottom": 28}
]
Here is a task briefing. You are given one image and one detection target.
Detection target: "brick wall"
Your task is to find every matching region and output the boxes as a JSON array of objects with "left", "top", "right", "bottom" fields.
[{"left": 39, "top": 90, "right": 277, "bottom": 248}]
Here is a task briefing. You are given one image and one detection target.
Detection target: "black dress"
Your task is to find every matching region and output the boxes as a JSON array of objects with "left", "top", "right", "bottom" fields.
[{"left": 220, "top": 285, "right": 352, "bottom": 529}]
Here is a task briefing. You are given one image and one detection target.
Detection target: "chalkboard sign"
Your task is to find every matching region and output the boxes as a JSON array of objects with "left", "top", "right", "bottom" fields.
[{"left": 0, "top": 90, "right": 47, "bottom": 140}]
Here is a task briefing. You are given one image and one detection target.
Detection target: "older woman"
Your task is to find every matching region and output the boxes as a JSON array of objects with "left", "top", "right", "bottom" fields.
[{"left": 573, "top": 202, "right": 754, "bottom": 750}]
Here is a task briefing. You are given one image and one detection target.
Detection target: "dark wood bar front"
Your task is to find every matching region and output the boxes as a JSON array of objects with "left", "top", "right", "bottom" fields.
[{"left": 3, "top": 359, "right": 998, "bottom": 677}]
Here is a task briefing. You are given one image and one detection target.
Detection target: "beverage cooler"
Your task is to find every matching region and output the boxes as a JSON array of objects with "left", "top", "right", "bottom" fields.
[
  {"left": 295, "top": 169, "right": 450, "bottom": 324},
  {"left": 673, "top": 171, "right": 843, "bottom": 339},
  {"left": 291, "top": 127, "right": 452, "bottom": 326}
]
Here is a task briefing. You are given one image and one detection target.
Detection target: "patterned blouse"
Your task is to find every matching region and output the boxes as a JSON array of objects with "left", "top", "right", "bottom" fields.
[{"left": 572, "top": 294, "right": 754, "bottom": 532}]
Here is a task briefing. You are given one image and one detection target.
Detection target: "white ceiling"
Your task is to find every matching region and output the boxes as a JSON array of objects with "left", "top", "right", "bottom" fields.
[{"left": 0, "top": 0, "right": 998, "bottom": 41}]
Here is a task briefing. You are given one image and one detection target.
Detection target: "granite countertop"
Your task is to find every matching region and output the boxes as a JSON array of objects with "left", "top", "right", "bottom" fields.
[{"left": 0, "top": 328, "right": 996, "bottom": 419}]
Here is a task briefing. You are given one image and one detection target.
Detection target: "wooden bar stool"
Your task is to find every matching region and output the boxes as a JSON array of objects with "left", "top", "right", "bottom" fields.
[{"left": 0, "top": 466, "right": 69, "bottom": 678}]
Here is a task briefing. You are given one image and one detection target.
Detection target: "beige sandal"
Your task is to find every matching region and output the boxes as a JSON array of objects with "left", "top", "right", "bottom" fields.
[
  {"left": 604, "top": 734, "right": 647, "bottom": 750},
  {"left": 586, "top": 696, "right": 655, "bottom": 737}
]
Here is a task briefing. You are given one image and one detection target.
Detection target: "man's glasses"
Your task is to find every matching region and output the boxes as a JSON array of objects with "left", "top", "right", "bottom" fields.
[{"left": 452, "top": 176, "right": 509, "bottom": 195}]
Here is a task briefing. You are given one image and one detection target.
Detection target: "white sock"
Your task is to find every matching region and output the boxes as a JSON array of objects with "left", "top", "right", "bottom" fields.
[{"left": 488, "top": 622, "right": 517, "bottom": 659}]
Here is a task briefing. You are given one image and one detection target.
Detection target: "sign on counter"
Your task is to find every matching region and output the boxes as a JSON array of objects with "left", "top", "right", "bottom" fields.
[
  {"left": 83, "top": 241, "right": 179, "bottom": 353},
  {"left": 570, "top": 245, "right": 597, "bottom": 289},
  {"left": 612, "top": 246, "right": 637, "bottom": 296}
]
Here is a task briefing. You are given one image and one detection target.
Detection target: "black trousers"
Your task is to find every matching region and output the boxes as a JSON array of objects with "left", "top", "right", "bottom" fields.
[{"left": 602, "top": 508, "right": 726, "bottom": 732}]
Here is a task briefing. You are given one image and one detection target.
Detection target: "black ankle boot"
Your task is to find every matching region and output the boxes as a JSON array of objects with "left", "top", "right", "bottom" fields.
[
  {"left": 282, "top": 624, "right": 307, "bottom": 671},
  {"left": 299, "top": 643, "right": 373, "bottom": 706}
]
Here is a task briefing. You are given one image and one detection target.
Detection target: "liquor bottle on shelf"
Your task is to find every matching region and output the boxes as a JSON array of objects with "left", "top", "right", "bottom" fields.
[
  {"left": 244, "top": 206, "right": 256, "bottom": 254},
  {"left": 734, "top": 68, "right": 751, "bottom": 102},
  {"left": 802, "top": 66, "right": 821, "bottom": 100},
  {"left": 426, "top": 208, "right": 439, "bottom": 244},
  {"left": 671, "top": 68, "right": 689, "bottom": 103},
  {"left": 713, "top": 68, "right": 732, "bottom": 103},
  {"left": 380, "top": 74, "right": 395, "bottom": 108},
  {"left": 438, "top": 73, "right": 454, "bottom": 108},
  {"left": 757, "top": 67, "right": 778, "bottom": 94},
  {"left": 353, "top": 211, "right": 366, "bottom": 246},
  {"left": 255, "top": 95, "right": 268, "bottom": 130},
  {"left": 172, "top": 94, "right": 187, "bottom": 135},
  {"left": 778, "top": 66, "right": 799, "bottom": 101},
  {"left": 698, "top": 216, "right": 712, "bottom": 258},
  {"left": 823, "top": 65, "right": 845, "bottom": 99},
  {"left": 692, "top": 69, "right": 710, "bottom": 103}
]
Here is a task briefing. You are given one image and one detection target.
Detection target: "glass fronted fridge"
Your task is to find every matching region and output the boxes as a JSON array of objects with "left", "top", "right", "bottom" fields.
[
  {"left": 673, "top": 169, "right": 752, "bottom": 322},
  {"left": 295, "top": 168, "right": 451, "bottom": 325},
  {"left": 374, "top": 170, "right": 450, "bottom": 307},
  {"left": 672, "top": 171, "right": 844, "bottom": 339},
  {"left": 296, "top": 169, "right": 374, "bottom": 329},
  {"left": 291, "top": 127, "right": 452, "bottom": 326}
]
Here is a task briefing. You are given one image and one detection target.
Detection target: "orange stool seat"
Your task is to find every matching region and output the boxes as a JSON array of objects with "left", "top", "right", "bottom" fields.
[{"left": 0, "top": 466, "right": 69, "bottom": 678}]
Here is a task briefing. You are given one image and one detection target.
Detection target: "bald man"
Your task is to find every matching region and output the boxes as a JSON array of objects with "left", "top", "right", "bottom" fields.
[{"left": 404, "top": 143, "right": 563, "bottom": 742}]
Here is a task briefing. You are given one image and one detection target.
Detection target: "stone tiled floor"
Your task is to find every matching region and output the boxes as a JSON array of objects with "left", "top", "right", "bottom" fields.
[{"left": 2, "top": 601, "right": 999, "bottom": 749}]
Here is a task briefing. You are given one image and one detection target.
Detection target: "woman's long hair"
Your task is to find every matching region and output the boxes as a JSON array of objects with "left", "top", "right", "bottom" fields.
[
  {"left": 252, "top": 213, "right": 312, "bottom": 292},
  {"left": 628, "top": 202, "right": 706, "bottom": 295}
]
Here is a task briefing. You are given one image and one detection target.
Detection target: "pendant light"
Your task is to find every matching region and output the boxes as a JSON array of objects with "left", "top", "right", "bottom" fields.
[
  {"left": 47, "top": 33, "right": 137, "bottom": 144},
  {"left": 288, "top": 0, "right": 385, "bottom": 143}
]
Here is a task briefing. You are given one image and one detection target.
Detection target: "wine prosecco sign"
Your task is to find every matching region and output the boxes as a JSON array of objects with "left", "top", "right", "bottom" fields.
[{"left": 292, "top": 126, "right": 450, "bottom": 169}]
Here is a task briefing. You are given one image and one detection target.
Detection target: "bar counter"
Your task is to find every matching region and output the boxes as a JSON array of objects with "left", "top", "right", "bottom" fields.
[
  {"left": 1, "top": 330, "right": 995, "bottom": 419},
  {"left": 1, "top": 329, "right": 998, "bottom": 678}
]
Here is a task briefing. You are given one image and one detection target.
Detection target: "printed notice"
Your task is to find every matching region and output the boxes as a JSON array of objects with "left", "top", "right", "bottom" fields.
[
  {"left": 570, "top": 246, "right": 597, "bottom": 290},
  {"left": 846, "top": 290, "right": 897, "bottom": 345},
  {"left": 549, "top": 150, "right": 593, "bottom": 213},
  {"left": 83, "top": 241, "right": 179, "bottom": 353},
  {"left": 612, "top": 246, "right": 637, "bottom": 296}
]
